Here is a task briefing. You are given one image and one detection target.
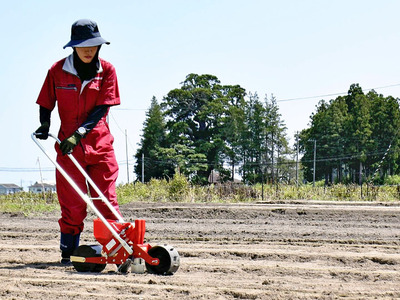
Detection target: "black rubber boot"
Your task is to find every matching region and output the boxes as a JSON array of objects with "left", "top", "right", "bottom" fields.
[{"left": 60, "top": 233, "right": 80, "bottom": 265}]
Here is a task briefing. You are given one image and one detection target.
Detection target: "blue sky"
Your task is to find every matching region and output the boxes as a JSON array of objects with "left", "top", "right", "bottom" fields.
[{"left": 2, "top": 0, "right": 400, "bottom": 188}]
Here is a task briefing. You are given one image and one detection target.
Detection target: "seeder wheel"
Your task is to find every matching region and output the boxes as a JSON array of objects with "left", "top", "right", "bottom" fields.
[
  {"left": 145, "top": 244, "right": 180, "bottom": 275},
  {"left": 72, "top": 245, "right": 106, "bottom": 273}
]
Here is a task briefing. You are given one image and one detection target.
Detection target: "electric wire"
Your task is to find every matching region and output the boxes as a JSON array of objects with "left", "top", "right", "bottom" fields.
[
  {"left": 109, "top": 110, "right": 137, "bottom": 153},
  {"left": 1, "top": 145, "right": 395, "bottom": 173},
  {"left": 107, "top": 82, "right": 400, "bottom": 109},
  {"left": 276, "top": 83, "right": 400, "bottom": 102},
  {"left": 4, "top": 83, "right": 400, "bottom": 175}
]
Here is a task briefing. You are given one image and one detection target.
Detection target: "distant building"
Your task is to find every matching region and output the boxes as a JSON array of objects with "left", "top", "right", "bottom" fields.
[
  {"left": 28, "top": 182, "right": 56, "bottom": 193},
  {"left": 0, "top": 184, "right": 23, "bottom": 195},
  {"left": 208, "top": 170, "right": 241, "bottom": 184},
  {"left": 208, "top": 170, "right": 222, "bottom": 183}
]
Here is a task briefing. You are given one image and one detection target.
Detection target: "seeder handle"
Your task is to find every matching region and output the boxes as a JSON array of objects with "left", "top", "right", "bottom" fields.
[{"left": 31, "top": 132, "right": 133, "bottom": 255}]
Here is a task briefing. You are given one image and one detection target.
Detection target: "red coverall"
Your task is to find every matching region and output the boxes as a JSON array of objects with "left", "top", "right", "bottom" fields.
[{"left": 36, "top": 54, "right": 121, "bottom": 235}]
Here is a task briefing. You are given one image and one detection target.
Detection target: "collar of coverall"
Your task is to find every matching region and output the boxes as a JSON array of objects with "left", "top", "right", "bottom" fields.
[{"left": 62, "top": 54, "right": 103, "bottom": 77}]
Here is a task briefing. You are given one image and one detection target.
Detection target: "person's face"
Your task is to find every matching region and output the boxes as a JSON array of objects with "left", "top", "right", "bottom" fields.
[{"left": 75, "top": 46, "right": 99, "bottom": 63}]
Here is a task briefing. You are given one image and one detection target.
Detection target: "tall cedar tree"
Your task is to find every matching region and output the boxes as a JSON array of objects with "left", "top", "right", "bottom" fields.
[
  {"left": 134, "top": 96, "right": 168, "bottom": 182},
  {"left": 242, "top": 92, "right": 266, "bottom": 183},
  {"left": 240, "top": 93, "right": 289, "bottom": 184}
]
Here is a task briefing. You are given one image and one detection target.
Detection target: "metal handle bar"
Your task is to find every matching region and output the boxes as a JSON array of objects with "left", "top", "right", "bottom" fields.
[{"left": 31, "top": 132, "right": 133, "bottom": 255}]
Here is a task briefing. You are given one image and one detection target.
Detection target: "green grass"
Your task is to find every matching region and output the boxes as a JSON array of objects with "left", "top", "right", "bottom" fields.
[
  {"left": 0, "top": 192, "right": 59, "bottom": 216},
  {"left": 2, "top": 180, "right": 400, "bottom": 215},
  {"left": 116, "top": 181, "right": 400, "bottom": 203}
]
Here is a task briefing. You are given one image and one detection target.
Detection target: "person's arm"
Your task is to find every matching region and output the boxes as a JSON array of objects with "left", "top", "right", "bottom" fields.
[
  {"left": 35, "top": 67, "right": 56, "bottom": 140},
  {"left": 77, "top": 105, "right": 110, "bottom": 136},
  {"left": 59, "top": 105, "right": 110, "bottom": 155},
  {"left": 35, "top": 106, "right": 52, "bottom": 139}
]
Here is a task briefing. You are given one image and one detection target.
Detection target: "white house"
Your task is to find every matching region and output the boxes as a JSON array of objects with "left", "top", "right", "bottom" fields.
[
  {"left": 28, "top": 182, "right": 56, "bottom": 193},
  {"left": 0, "top": 184, "right": 23, "bottom": 195}
]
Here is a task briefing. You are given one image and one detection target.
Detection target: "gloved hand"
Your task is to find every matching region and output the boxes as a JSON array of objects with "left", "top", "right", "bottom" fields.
[
  {"left": 59, "top": 132, "right": 82, "bottom": 155},
  {"left": 35, "top": 122, "right": 50, "bottom": 140}
]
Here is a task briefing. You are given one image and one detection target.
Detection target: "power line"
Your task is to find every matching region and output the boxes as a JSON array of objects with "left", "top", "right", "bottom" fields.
[
  {"left": 277, "top": 92, "right": 348, "bottom": 103},
  {"left": 108, "top": 83, "right": 400, "bottom": 109},
  {"left": 109, "top": 111, "right": 137, "bottom": 153},
  {"left": 0, "top": 146, "right": 396, "bottom": 174},
  {"left": 276, "top": 83, "right": 400, "bottom": 102},
  {"left": 113, "top": 108, "right": 147, "bottom": 111},
  {"left": 0, "top": 167, "right": 54, "bottom": 172},
  {"left": 133, "top": 146, "right": 395, "bottom": 167}
]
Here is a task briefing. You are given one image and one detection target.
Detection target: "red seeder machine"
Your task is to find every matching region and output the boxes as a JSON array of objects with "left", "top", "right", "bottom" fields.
[{"left": 32, "top": 132, "right": 180, "bottom": 275}]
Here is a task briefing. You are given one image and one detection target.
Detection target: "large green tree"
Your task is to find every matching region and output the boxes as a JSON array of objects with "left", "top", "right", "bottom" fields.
[
  {"left": 162, "top": 74, "right": 227, "bottom": 183},
  {"left": 161, "top": 74, "right": 253, "bottom": 183},
  {"left": 368, "top": 91, "right": 400, "bottom": 178},
  {"left": 299, "top": 84, "right": 400, "bottom": 184},
  {"left": 135, "top": 74, "right": 290, "bottom": 184}
]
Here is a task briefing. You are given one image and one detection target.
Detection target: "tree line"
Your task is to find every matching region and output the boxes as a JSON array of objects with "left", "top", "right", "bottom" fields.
[
  {"left": 134, "top": 74, "right": 400, "bottom": 185},
  {"left": 299, "top": 83, "right": 400, "bottom": 185},
  {"left": 134, "top": 73, "right": 289, "bottom": 184}
]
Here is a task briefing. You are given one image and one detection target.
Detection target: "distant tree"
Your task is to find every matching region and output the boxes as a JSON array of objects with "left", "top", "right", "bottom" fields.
[
  {"left": 161, "top": 74, "right": 225, "bottom": 183},
  {"left": 263, "top": 94, "right": 289, "bottom": 183},
  {"left": 300, "top": 97, "right": 348, "bottom": 184},
  {"left": 241, "top": 93, "right": 289, "bottom": 184},
  {"left": 299, "top": 84, "right": 400, "bottom": 184},
  {"left": 134, "top": 96, "right": 168, "bottom": 182},
  {"left": 368, "top": 91, "right": 400, "bottom": 179},
  {"left": 137, "top": 74, "right": 291, "bottom": 184},
  {"left": 241, "top": 92, "right": 265, "bottom": 183},
  {"left": 162, "top": 73, "right": 249, "bottom": 183},
  {"left": 219, "top": 84, "right": 247, "bottom": 181},
  {"left": 343, "top": 84, "right": 372, "bottom": 182},
  {"left": 155, "top": 144, "right": 208, "bottom": 183}
]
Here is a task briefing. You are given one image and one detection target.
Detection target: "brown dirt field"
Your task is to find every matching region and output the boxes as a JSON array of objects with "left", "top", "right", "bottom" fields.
[{"left": 1, "top": 200, "right": 400, "bottom": 299}]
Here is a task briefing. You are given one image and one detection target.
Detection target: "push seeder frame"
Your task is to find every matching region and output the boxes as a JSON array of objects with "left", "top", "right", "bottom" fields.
[{"left": 32, "top": 132, "right": 180, "bottom": 275}]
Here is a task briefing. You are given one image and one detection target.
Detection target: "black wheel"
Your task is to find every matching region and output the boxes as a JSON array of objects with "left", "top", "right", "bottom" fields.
[
  {"left": 72, "top": 245, "right": 106, "bottom": 273},
  {"left": 145, "top": 244, "right": 180, "bottom": 275}
]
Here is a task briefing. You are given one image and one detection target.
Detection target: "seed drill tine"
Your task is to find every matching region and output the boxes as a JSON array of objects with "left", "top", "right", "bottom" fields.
[{"left": 31, "top": 132, "right": 133, "bottom": 255}]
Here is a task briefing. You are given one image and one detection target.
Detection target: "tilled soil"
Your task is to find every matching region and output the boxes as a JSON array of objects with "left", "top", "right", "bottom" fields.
[{"left": 1, "top": 200, "right": 400, "bottom": 299}]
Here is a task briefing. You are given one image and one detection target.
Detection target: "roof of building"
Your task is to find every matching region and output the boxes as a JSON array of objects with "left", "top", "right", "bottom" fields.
[
  {"left": 29, "top": 182, "right": 56, "bottom": 188},
  {"left": 0, "top": 183, "right": 22, "bottom": 189}
]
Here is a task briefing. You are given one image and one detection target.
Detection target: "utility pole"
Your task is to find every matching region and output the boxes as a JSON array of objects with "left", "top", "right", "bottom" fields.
[
  {"left": 261, "top": 168, "right": 264, "bottom": 202},
  {"left": 313, "top": 139, "right": 316, "bottom": 187},
  {"left": 271, "top": 132, "right": 275, "bottom": 184},
  {"left": 141, "top": 153, "right": 145, "bottom": 183},
  {"left": 359, "top": 160, "right": 363, "bottom": 198},
  {"left": 37, "top": 157, "right": 45, "bottom": 198},
  {"left": 296, "top": 132, "right": 299, "bottom": 187},
  {"left": 276, "top": 147, "right": 280, "bottom": 196},
  {"left": 125, "top": 130, "right": 129, "bottom": 184},
  {"left": 37, "top": 157, "right": 44, "bottom": 185}
]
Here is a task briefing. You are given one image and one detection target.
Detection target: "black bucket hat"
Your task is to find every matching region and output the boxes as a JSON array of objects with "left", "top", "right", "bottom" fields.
[{"left": 63, "top": 19, "right": 110, "bottom": 49}]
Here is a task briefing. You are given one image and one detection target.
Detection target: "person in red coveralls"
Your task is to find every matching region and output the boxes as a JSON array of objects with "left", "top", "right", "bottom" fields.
[{"left": 35, "top": 19, "right": 122, "bottom": 264}]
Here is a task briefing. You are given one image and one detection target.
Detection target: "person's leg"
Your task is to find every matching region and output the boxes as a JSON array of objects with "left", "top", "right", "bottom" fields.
[
  {"left": 56, "top": 150, "right": 88, "bottom": 264},
  {"left": 87, "top": 150, "right": 121, "bottom": 220},
  {"left": 60, "top": 232, "right": 80, "bottom": 264}
]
